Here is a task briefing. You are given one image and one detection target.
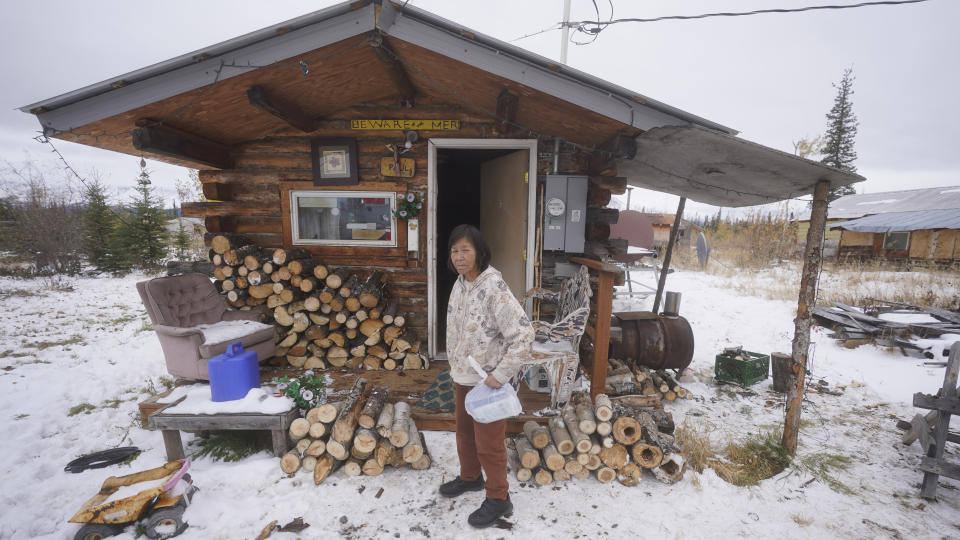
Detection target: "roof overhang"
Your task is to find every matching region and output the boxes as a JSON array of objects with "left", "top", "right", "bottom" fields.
[
  {"left": 619, "top": 125, "right": 865, "bottom": 207},
  {"left": 20, "top": 0, "right": 734, "bottom": 138},
  {"left": 831, "top": 209, "right": 960, "bottom": 233}
]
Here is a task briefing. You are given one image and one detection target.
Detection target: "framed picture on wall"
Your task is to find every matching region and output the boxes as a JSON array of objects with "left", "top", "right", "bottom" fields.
[{"left": 311, "top": 138, "right": 359, "bottom": 186}]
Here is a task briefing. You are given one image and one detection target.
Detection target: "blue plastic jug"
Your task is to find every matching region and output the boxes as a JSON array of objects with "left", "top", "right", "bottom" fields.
[{"left": 209, "top": 342, "right": 260, "bottom": 402}]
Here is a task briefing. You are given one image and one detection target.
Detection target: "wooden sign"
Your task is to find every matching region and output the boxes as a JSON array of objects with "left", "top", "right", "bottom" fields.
[
  {"left": 381, "top": 157, "right": 416, "bottom": 178},
  {"left": 352, "top": 119, "right": 460, "bottom": 131}
]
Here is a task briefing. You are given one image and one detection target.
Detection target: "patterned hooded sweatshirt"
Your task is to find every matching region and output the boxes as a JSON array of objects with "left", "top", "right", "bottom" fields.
[{"left": 446, "top": 266, "right": 534, "bottom": 386}]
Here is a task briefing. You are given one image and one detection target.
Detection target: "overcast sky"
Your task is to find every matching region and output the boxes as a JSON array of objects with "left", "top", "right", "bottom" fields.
[{"left": 1, "top": 0, "right": 956, "bottom": 218}]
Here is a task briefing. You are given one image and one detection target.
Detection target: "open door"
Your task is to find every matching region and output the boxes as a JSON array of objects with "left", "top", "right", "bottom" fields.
[{"left": 480, "top": 150, "right": 529, "bottom": 297}]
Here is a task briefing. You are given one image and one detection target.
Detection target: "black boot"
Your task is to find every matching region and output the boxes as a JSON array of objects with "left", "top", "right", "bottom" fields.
[
  {"left": 467, "top": 496, "right": 513, "bottom": 528},
  {"left": 438, "top": 476, "right": 484, "bottom": 498}
]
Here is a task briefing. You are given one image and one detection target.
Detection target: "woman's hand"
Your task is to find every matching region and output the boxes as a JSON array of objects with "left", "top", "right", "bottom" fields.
[{"left": 484, "top": 374, "right": 502, "bottom": 388}]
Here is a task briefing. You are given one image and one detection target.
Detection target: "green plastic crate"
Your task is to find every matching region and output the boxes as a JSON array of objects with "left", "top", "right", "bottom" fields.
[{"left": 715, "top": 349, "right": 770, "bottom": 386}]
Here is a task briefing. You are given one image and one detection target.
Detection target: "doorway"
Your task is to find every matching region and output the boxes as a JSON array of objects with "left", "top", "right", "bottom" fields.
[{"left": 427, "top": 139, "right": 538, "bottom": 357}]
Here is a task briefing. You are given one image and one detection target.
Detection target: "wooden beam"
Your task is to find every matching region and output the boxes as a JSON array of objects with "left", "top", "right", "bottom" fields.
[
  {"left": 369, "top": 33, "right": 416, "bottom": 105},
  {"left": 182, "top": 201, "right": 274, "bottom": 218},
  {"left": 495, "top": 89, "right": 519, "bottom": 134},
  {"left": 783, "top": 179, "right": 830, "bottom": 455},
  {"left": 201, "top": 182, "right": 231, "bottom": 201},
  {"left": 652, "top": 197, "right": 685, "bottom": 314},
  {"left": 132, "top": 123, "right": 232, "bottom": 169},
  {"left": 246, "top": 85, "right": 319, "bottom": 133},
  {"left": 589, "top": 134, "right": 637, "bottom": 175}
]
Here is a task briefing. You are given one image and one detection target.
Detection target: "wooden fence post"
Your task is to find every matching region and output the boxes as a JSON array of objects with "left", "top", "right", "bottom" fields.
[
  {"left": 783, "top": 179, "right": 830, "bottom": 455},
  {"left": 652, "top": 196, "right": 686, "bottom": 314}
]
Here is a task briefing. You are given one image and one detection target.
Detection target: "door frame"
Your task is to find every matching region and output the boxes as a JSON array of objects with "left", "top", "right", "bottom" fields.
[{"left": 427, "top": 138, "right": 538, "bottom": 358}]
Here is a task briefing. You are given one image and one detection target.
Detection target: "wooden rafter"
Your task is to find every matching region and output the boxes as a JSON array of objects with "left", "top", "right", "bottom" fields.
[
  {"left": 589, "top": 134, "right": 638, "bottom": 176},
  {"left": 132, "top": 121, "right": 233, "bottom": 169},
  {"left": 246, "top": 85, "right": 320, "bottom": 133},
  {"left": 368, "top": 33, "right": 416, "bottom": 106}
]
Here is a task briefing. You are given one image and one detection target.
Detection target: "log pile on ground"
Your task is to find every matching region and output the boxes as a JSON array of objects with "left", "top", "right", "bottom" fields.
[
  {"left": 279, "top": 378, "right": 432, "bottom": 483},
  {"left": 208, "top": 234, "right": 427, "bottom": 371},
  {"left": 506, "top": 392, "right": 684, "bottom": 486},
  {"left": 603, "top": 357, "right": 691, "bottom": 403}
]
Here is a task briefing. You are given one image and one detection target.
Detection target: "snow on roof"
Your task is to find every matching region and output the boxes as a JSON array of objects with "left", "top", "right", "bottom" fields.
[
  {"left": 831, "top": 208, "right": 960, "bottom": 233},
  {"left": 798, "top": 185, "right": 960, "bottom": 220}
]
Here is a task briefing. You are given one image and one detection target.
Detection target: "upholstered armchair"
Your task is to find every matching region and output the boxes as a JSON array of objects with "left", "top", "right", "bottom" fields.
[
  {"left": 136, "top": 273, "right": 276, "bottom": 381},
  {"left": 516, "top": 265, "right": 592, "bottom": 408}
]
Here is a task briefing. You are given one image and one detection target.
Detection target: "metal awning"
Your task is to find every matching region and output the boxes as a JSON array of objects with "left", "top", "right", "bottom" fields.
[
  {"left": 831, "top": 209, "right": 960, "bottom": 233},
  {"left": 618, "top": 125, "right": 864, "bottom": 207}
]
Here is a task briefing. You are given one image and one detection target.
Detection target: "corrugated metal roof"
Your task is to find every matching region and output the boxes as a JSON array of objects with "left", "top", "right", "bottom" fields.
[
  {"left": 831, "top": 208, "right": 960, "bottom": 233},
  {"left": 801, "top": 185, "right": 960, "bottom": 220}
]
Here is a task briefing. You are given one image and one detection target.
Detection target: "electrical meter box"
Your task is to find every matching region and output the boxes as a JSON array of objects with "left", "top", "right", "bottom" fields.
[{"left": 544, "top": 175, "right": 588, "bottom": 252}]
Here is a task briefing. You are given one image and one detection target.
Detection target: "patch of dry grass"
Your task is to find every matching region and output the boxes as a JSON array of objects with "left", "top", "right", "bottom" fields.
[{"left": 675, "top": 421, "right": 792, "bottom": 486}]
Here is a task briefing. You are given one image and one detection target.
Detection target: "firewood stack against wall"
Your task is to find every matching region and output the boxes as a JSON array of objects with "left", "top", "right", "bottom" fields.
[{"left": 209, "top": 234, "right": 427, "bottom": 371}]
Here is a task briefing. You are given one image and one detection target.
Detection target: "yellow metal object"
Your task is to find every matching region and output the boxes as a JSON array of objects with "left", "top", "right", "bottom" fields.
[
  {"left": 70, "top": 460, "right": 187, "bottom": 525},
  {"left": 380, "top": 157, "right": 415, "bottom": 177}
]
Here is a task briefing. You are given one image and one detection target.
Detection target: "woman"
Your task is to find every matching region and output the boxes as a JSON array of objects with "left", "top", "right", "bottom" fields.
[{"left": 439, "top": 224, "right": 534, "bottom": 528}]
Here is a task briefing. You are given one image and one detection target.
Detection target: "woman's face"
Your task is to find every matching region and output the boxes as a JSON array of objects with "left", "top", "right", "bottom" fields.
[{"left": 450, "top": 237, "right": 479, "bottom": 279}]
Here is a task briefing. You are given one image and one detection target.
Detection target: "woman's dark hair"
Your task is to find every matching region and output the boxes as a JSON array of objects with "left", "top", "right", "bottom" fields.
[{"left": 447, "top": 224, "right": 491, "bottom": 274}]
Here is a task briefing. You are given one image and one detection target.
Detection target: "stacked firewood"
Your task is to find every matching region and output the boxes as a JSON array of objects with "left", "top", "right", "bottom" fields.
[
  {"left": 279, "top": 378, "right": 431, "bottom": 484},
  {"left": 604, "top": 358, "right": 690, "bottom": 402},
  {"left": 208, "top": 234, "right": 425, "bottom": 370},
  {"left": 507, "top": 393, "right": 684, "bottom": 486}
]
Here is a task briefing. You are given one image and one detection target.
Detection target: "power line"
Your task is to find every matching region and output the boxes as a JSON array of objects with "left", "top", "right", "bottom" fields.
[{"left": 567, "top": 0, "right": 932, "bottom": 35}]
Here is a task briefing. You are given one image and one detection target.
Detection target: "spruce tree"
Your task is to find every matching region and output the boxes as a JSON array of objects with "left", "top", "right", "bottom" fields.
[
  {"left": 120, "top": 159, "right": 170, "bottom": 268},
  {"left": 821, "top": 68, "right": 859, "bottom": 201},
  {"left": 81, "top": 181, "right": 116, "bottom": 270}
]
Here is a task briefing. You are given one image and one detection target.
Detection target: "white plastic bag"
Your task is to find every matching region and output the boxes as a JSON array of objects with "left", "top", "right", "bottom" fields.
[{"left": 464, "top": 356, "right": 522, "bottom": 423}]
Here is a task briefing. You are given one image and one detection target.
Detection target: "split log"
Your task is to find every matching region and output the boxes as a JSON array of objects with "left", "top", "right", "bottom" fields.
[
  {"left": 576, "top": 398, "right": 597, "bottom": 435},
  {"left": 505, "top": 438, "right": 532, "bottom": 482},
  {"left": 325, "top": 268, "right": 349, "bottom": 289},
  {"left": 612, "top": 416, "right": 642, "bottom": 445},
  {"left": 411, "top": 432, "right": 432, "bottom": 470},
  {"left": 343, "top": 457, "right": 363, "bottom": 477},
  {"left": 315, "top": 401, "right": 344, "bottom": 424},
  {"left": 382, "top": 325, "right": 402, "bottom": 347},
  {"left": 564, "top": 458, "right": 583, "bottom": 475},
  {"left": 211, "top": 234, "right": 252, "bottom": 255},
  {"left": 363, "top": 355, "right": 381, "bottom": 370},
  {"left": 403, "top": 353, "right": 423, "bottom": 370},
  {"left": 553, "top": 468, "right": 571, "bottom": 482},
  {"left": 534, "top": 467, "right": 553, "bottom": 486},
  {"left": 599, "top": 443, "right": 628, "bottom": 470},
  {"left": 289, "top": 418, "right": 310, "bottom": 441},
  {"left": 402, "top": 420, "right": 424, "bottom": 463},
  {"left": 523, "top": 421, "right": 551, "bottom": 449},
  {"left": 561, "top": 406, "right": 592, "bottom": 453},
  {"left": 353, "top": 428, "right": 379, "bottom": 454},
  {"left": 588, "top": 434, "right": 602, "bottom": 455},
  {"left": 308, "top": 422, "right": 327, "bottom": 440},
  {"left": 287, "top": 355, "right": 307, "bottom": 368},
  {"left": 390, "top": 402, "right": 412, "bottom": 447},
  {"left": 277, "top": 331, "right": 299, "bottom": 349},
  {"left": 313, "top": 455, "right": 342, "bottom": 484},
  {"left": 597, "top": 466, "right": 617, "bottom": 484},
  {"left": 280, "top": 451, "right": 301, "bottom": 475},
  {"left": 331, "top": 378, "right": 370, "bottom": 443},
  {"left": 308, "top": 313, "right": 330, "bottom": 326},
  {"left": 374, "top": 437, "right": 405, "bottom": 469},
  {"left": 392, "top": 330, "right": 415, "bottom": 353},
  {"left": 362, "top": 456, "right": 385, "bottom": 477},
  {"left": 619, "top": 462, "right": 642, "bottom": 487},
  {"left": 300, "top": 456, "right": 317, "bottom": 473},
  {"left": 376, "top": 402, "right": 395, "bottom": 437},
  {"left": 542, "top": 443, "right": 565, "bottom": 472},
  {"left": 326, "top": 347, "right": 348, "bottom": 367},
  {"left": 305, "top": 407, "right": 324, "bottom": 424},
  {"left": 359, "top": 271, "right": 385, "bottom": 308},
  {"left": 338, "top": 274, "right": 360, "bottom": 298},
  {"left": 583, "top": 454, "right": 602, "bottom": 471},
  {"left": 548, "top": 417, "right": 575, "bottom": 455},
  {"left": 272, "top": 247, "right": 310, "bottom": 266},
  {"left": 594, "top": 394, "right": 613, "bottom": 422},
  {"left": 327, "top": 332, "right": 346, "bottom": 347},
  {"left": 653, "top": 454, "right": 685, "bottom": 484},
  {"left": 359, "top": 319, "right": 386, "bottom": 338},
  {"left": 514, "top": 436, "right": 540, "bottom": 469},
  {"left": 325, "top": 439, "right": 350, "bottom": 461},
  {"left": 381, "top": 299, "right": 399, "bottom": 324},
  {"left": 359, "top": 387, "right": 389, "bottom": 429},
  {"left": 295, "top": 438, "right": 312, "bottom": 456},
  {"left": 572, "top": 468, "right": 591, "bottom": 481},
  {"left": 305, "top": 324, "right": 328, "bottom": 342}
]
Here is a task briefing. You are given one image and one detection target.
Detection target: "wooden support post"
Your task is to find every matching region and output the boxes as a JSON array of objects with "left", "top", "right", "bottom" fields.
[
  {"left": 570, "top": 257, "right": 621, "bottom": 401},
  {"left": 919, "top": 342, "right": 960, "bottom": 499},
  {"left": 246, "top": 85, "right": 319, "bottom": 133},
  {"left": 783, "top": 179, "right": 830, "bottom": 455},
  {"left": 652, "top": 196, "right": 685, "bottom": 314}
]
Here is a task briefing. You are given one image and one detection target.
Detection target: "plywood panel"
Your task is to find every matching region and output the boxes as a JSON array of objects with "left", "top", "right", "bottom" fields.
[
  {"left": 910, "top": 229, "right": 932, "bottom": 259},
  {"left": 841, "top": 230, "right": 875, "bottom": 247},
  {"left": 933, "top": 229, "right": 960, "bottom": 260}
]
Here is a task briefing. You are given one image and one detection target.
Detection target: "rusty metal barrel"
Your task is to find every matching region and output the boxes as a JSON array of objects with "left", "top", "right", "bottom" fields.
[{"left": 610, "top": 311, "right": 695, "bottom": 372}]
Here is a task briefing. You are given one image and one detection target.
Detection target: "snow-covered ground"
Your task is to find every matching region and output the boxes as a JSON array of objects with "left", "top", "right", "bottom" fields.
[{"left": 2, "top": 269, "right": 959, "bottom": 539}]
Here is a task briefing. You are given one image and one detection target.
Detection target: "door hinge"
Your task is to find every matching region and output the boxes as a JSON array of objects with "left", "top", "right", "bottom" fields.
[
  {"left": 524, "top": 172, "right": 529, "bottom": 184},
  {"left": 522, "top": 249, "right": 527, "bottom": 261}
]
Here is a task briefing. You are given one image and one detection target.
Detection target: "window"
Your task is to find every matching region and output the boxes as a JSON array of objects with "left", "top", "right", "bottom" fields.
[
  {"left": 882, "top": 231, "right": 909, "bottom": 250},
  {"left": 290, "top": 190, "right": 396, "bottom": 247}
]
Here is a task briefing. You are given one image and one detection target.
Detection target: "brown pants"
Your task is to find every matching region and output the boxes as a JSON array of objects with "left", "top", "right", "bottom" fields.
[{"left": 455, "top": 383, "right": 508, "bottom": 500}]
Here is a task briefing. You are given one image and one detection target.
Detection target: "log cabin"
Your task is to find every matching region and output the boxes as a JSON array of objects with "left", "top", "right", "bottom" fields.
[{"left": 21, "top": 1, "right": 863, "bottom": 421}]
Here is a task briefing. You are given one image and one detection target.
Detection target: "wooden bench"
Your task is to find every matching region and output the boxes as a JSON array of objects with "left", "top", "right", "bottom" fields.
[{"left": 148, "top": 401, "right": 298, "bottom": 461}]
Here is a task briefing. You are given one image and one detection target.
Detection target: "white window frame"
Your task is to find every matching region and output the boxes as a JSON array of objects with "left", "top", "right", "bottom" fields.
[
  {"left": 882, "top": 231, "right": 910, "bottom": 250},
  {"left": 289, "top": 190, "right": 398, "bottom": 247}
]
